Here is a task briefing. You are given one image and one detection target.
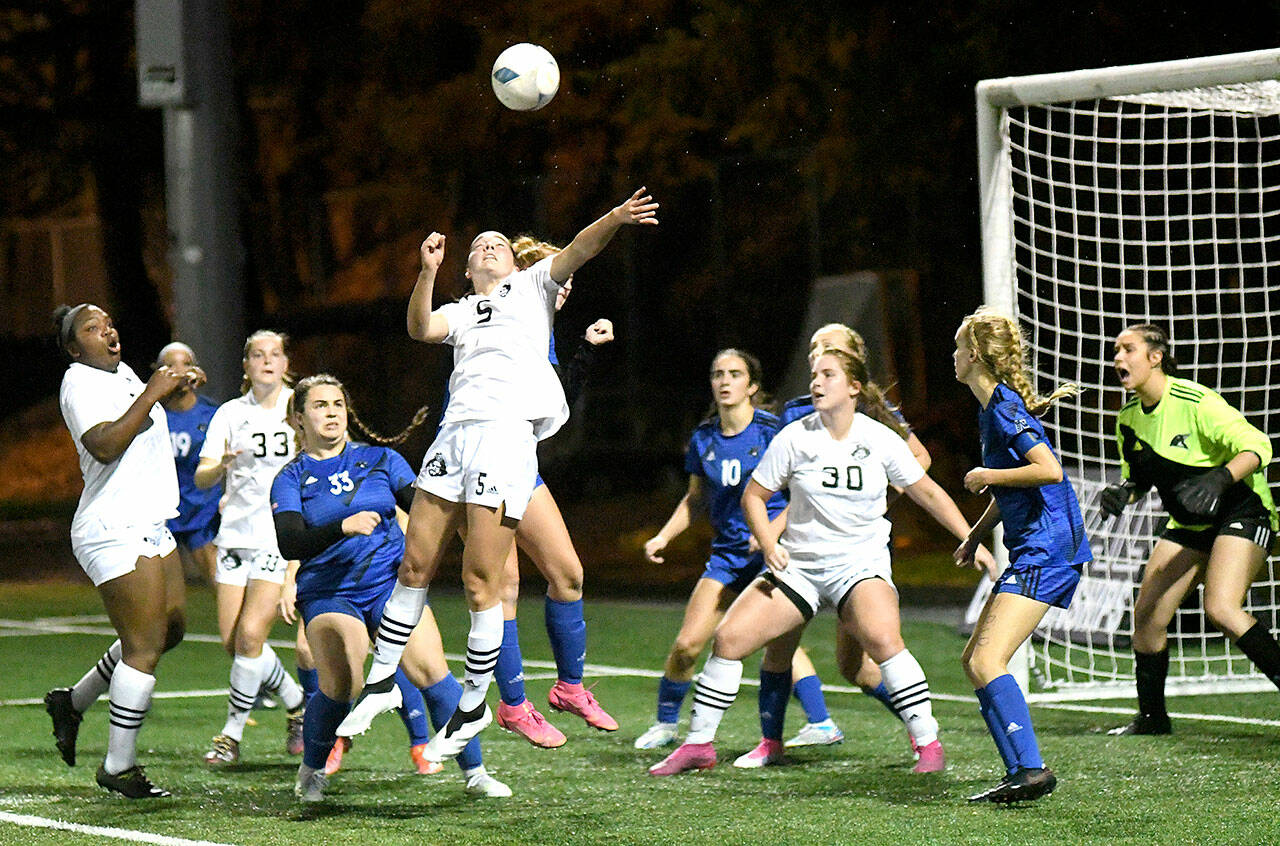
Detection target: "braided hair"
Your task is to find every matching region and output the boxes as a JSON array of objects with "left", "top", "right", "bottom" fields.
[
  {"left": 959, "top": 307, "right": 1078, "bottom": 416},
  {"left": 288, "top": 374, "right": 431, "bottom": 450}
]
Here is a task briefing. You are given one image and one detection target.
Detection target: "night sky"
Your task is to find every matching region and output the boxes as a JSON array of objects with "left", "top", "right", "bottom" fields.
[{"left": 4, "top": 0, "right": 1278, "bottom": 506}]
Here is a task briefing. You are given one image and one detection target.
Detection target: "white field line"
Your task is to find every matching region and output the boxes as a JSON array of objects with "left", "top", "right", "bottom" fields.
[
  {"left": 0, "top": 812, "right": 238, "bottom": 846},
  {"left": 4, "top": 615, "right": 1278, "bottom": 728}
]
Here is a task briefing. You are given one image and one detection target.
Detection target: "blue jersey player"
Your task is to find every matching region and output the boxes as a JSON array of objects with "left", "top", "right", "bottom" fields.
[
  {"left": 953, "top": 307, "right": 1091, "bottom": 805},
  {"left": 272, "top": 374, "right": 511, "bottom": 800},
  {"left": 634, "top": 349, "right": 789, "bottom": 751},
  {"left": 157, "top": 342, "right": 222, "bottom": 584}
]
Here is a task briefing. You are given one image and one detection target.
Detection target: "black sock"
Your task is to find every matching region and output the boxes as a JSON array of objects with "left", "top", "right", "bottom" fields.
[
  {"left": 1234, "top": 622, "right": 1280, "bottom": 691},
  {"left": 1134, "top": 649, "right": 1169, "bottom": 717}
]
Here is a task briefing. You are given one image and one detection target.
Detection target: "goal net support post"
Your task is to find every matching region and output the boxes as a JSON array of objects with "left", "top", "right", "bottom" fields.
[{"left": 973, "top": 48, "right": 1280, "bottom": 702}]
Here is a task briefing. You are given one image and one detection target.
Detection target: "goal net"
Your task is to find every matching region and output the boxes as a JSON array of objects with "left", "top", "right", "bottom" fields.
[{"left": 971, "top": 49, "right": 1280, "bottom": 701}]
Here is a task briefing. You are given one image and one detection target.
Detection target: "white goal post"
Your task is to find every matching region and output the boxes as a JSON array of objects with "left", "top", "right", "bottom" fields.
[{"left": 972, "top": 48, "right": 1280, "bottom": 702}]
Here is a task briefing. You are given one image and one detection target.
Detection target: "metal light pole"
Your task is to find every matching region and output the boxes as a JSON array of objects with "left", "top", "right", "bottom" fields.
[{"left": 135, "top": 0, "right": 246, "bottom": 399}]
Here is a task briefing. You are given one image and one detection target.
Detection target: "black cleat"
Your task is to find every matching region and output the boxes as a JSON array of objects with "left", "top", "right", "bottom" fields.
[
  {"left": 96, "top": 764, "right": 171, "bottom": 798},
  {"left": 967, "top": 774, "right": 1011, "bottom": 803},
  {"left": 988, "top": 766, "right": 1057, "bottom": 804},
  {"left": 44, "top": 687, "right": 82, "bottom": 767},
  {"left": 1107, "top": 712, "right": 1172, "bottom": 736}
]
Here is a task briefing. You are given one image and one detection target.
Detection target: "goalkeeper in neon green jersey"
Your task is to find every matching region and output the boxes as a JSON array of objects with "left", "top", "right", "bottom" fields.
[{"left": 1101, "top": 324, "right": 1280, "bottom": 736}]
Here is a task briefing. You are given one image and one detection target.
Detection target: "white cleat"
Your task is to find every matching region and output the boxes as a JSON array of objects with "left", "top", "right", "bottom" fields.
[
  {"left": 334, "top": 675, "right": 402, "bottom": 738},
  {"left": 784, "top": 718, "right": 844, "bottom": 748},
  {"left": 294, "top": 764, "right": 329, "bottom": 802},
  {"left": 633, "top": 721, "right": 679, "bottom": 750},
  {"left": 464, "top": 766, "right": 512, "bottom": 798},
  {"left": 423, "top": 703, "right": 492, "bottom": 763}
]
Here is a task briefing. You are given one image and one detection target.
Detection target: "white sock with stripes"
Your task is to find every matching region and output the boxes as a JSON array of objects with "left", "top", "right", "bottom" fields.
[
  {"left": 71, "top": 639, "right": 121, "bottom": 713},
  {"left": 458, "top": 604, "right": 503, "bottom": 712},
  {"left": 259, "top": 644, "right": 305, "bottom": 711},
  {"left": 103, "top": 661, "right": 155, "bottom": 775},
  {"left": 686, "top": 655, "right": 743, "bottom": 744},
  {"left": 369, "top": 581, "right": 428, "bottom": 685},
  {"left": 879, "top": 649, "right": 938, "bottom": 747},
  {"left": 221, "top": 653, "right": 263, "bottom": 742}
]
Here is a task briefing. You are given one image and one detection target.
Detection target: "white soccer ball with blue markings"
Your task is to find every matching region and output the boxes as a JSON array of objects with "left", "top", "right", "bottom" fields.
[{"left": 491, "top": 43, "right": 559, "bottom": 111}]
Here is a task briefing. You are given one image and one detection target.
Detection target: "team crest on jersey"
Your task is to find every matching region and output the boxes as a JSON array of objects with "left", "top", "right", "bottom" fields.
[
  {"left": 748, "top": 447, "right": 759, "bottom": 457},
  {"left": 1170, "top": 433, "right": 1190, "bottom": 448},
  {"left": 425, "top": 453, "right": 447, "bottom": 477},
  {"left": 498, "top": 282, "right": 512, "bottom": 298},
  {"left": 850, "top": 443, "right": 870, "bottom": 460},
  {"left": 198, "top": 423, "right": 208, "bottom": 432},
  {"left": 356, "top": 461, "right": 368, "bottom": 468}
]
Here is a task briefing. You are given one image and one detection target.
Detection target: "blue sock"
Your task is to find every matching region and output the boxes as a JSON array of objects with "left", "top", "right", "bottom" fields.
[
  {"left": 297, "top": 666, "right": 319, "bottom": 705},
  {"left": 495, "top": 618, "right": 527, "bottom": 707},
  {"left": 394, "top": 668, "right": 430, "bottom": 746},
  {"left": 976, "top": 685, "right": 1018, "bottom": 774},
  {"left": 759, "top": 669, "right": 792, "bottom": 741},
  {"left": 302, "top": 691, "right": 349, "bottom": 770},
  {"left": 657, "top": 677, "right": 691, "bottom": 724},
  {"left": 423, "top": 674, "right": 483, "bottom": 772},
  {"left": 985, "top": 674, "right": 1044, "bottom": 770},
  {"left": 792, "top": 674, "right": 829, "bottom": 723},
  {"left": 862, "top": 682, "right": 899, "bottom": 720},
  {"left": 545, "top": 597, "right": 586, "bottom": 685}
]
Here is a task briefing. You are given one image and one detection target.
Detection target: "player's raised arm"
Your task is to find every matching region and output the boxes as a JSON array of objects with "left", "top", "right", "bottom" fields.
[
  {"left": 550, "top": 188, "right": 659, "bottom": 283},
  {"left": 407, "top": 233, "right": 451, "bottom": 343}
]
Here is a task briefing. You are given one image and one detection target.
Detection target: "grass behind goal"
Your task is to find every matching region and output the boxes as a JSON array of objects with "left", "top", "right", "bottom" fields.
[{"left": 1, "top": 583, "right": 1278, "bottom": 846}]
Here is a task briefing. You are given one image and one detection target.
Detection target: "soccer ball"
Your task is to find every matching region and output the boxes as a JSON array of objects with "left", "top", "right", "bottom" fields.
[{"left": 491, "top": 43, "right": 560, "bottom": 112}]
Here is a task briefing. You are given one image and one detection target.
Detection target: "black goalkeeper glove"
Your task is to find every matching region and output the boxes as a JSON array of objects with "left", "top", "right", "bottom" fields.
[
  {"left": 1099, "top": 480, "right": 1137, "bottom": 518},
  {"left": 1172, "top": 466, "right": 1234, "bottom": 518}
]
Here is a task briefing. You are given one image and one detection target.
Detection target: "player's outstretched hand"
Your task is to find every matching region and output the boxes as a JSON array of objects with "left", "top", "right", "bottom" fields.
[
  {"left": 420, "top": 232, "right": 446, "bottom": 271},
  {"left": 585, "top": 319, "right": 614, "bottom": 345},
  {"left": 613, "top": 188, "right": 659, "bottom": 226},
  {"left": 341, "top": 511, "right": 381, "bottom": 537}
]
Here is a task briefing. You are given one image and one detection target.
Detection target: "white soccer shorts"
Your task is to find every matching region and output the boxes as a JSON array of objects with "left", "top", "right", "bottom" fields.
[
  {"left": 766, "top": 547, "right": 895, "bottom": 618},
  {"left": 215, "top": 546, "right": 288, "bottom": 587},
  {"left": 415, "top": 419, "right": 539, "bottom": 521},
  {"left": 72, "top": 520, "right": 177, "bottom": 587}
]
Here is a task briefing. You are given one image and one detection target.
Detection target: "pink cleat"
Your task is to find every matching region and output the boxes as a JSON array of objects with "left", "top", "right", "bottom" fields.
[
  {"left": 409, "top": 743, "right": 445, "bottom": 775},
  {"left": 548, "top": 681, "right": 619, "bottom": 731},
  {"left": 323, "top": 736, "right": 351, "bottom": 775},
  {"left": 648, "top": 741, "right": 717, "bottom": 776},
  {"left": 733, "top": 737, "right": 786, "bottom": 769},
  {"left": 496, "top": 699, "right": 567, "bottom": 748},
  {"left": 913, "top": 739, "right": 946, "bottom": 773}
]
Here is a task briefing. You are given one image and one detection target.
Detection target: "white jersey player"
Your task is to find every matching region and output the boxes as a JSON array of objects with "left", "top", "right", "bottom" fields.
[
  {"left": 44, "top": 303, "right": 198, "bottom": 799},
  {"left": 194, "top": 330, "right": 306, "bottom": 766},
  {"left": 649, "top": 349, "right": 994, "bottom": 777},
  {"left": 336, "top": 188, "right": 659, "bottom": 761}
]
